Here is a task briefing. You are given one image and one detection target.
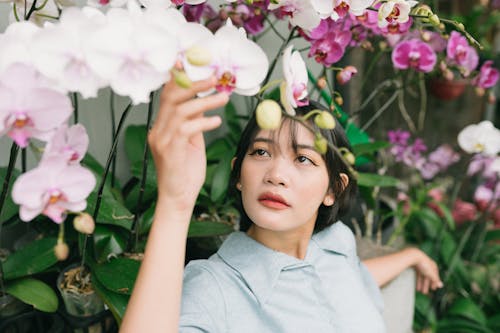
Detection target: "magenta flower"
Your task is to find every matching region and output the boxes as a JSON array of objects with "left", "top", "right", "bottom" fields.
[
  {"left": 446, "top": 31, "right": 479, "bottom": 77},
  {"left": 388, "top": 129, "right": 411, "bottom": 146},
  {"left": 336, "top": 65, "right": 357, "bottom": 85},
  {"left": 472, "top": 61, "right": 499, "bottom": 89},
  {"left": 0, "top": 64, "right": 72, "bottom": 147},
  {"left": 42, "top": 124, "right": 90, "bottom": 164},
  {"left": 307, "top": 19, "right": 351, "bottom": 66},
  {"left": 452, "top": 199, "right": 478, "bottom": 225},
  {"left": 392, "top": 39, "right": 437, "bottom": 73},
  {"left": 428, "top": 144, "right": 460, "bottom": 170},
  {"left": 12, "top": 157, "right": 96, "bottom": 223}
]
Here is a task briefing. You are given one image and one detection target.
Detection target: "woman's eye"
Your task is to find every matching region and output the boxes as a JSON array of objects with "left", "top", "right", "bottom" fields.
[
  {"left": 297, "top": 155, "right": 315, "bottom": 165},
  {"left": 250, "top": 148, "right": 269, "bottom": 157}
]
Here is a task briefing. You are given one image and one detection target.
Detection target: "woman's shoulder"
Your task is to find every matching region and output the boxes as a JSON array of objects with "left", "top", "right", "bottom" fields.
[{"left": 311, "top": 221, "right": 357, "bottom": 258}]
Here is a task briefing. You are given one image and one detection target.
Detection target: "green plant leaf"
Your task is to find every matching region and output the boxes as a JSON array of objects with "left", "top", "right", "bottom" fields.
[
  {"left": 437, "top": 318, "right": 492, "bottom": 333},
  {"left": 0, "top": 167, "right": 21, "bottom": 223},
  {"left": 434, "top": 202, "right": 455, "bottom": 231},
  {"left": 414, "top": 208, "right": 441, "bottom": 239},
  {"left": 93, "top": 225, "right": 128, "bottom": 263},
  {"left": 345, "top": 122, "right": 370, "bottom": 145},
  {"left": 5, "top": 278, "right": 58, "bottom": 313},
  {"left": 81, "top": 154, "right": 119, "bottom": 189},
  {"left": 447, "top": 298, "right": 487, "bottom": 325},
  {"left": 413, "top": 293, "right": 436, "bottom": 328},
  {"left": 357, "top": 172, "right": 399, "bottom": 187},
  {"left": 188, "top": 220, "right": 234, "bottom": 238},
  {"left": 93, "top": 258, "right": 140, "bottom": 295},
  {"left": 86, "top": 182, "right": 134, "bottom": 230},
  {"left": 487, "top": 314, "right": 500, "bottom": 331},
  {"left": 206, "top": 138, "right": 232, "bottom": 161},
  {"left": 485, "top": 229, "right": 500, "bottom": 242},
  {"left": 224, "top": 101, "right": 242, "bottom": 143},
  {"left": 3, "top": 237, "right": 57, "bottom": 280},
  {"left": 93, "top": 274, "right": 129, "bottom": 325},
  {"left": 124, "top": 124, "right": 149, "bottom": 165},
  {"left": 210, "top": 153, "right": 233, "bottom": 203},
  {"left": 138, "top": 202, "right": 155, "bottom": 236},
  {"left": 351, "top": 141, "right": 390, "bottom": 156}
]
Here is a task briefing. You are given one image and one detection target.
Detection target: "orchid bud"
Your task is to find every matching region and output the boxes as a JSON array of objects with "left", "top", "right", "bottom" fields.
[
  {"left": 173, "top": 69, "right": 192, "bottom": 88},
  {"left": 421, "top": 31, "right": 432, "bottom": 42},
  {"left": 317, "top": 76, "right": 327, "bottom": 89},
  {"left": 334, "top": 95, "right": 344, "bottom": 106},
  {"left": 256, "top": 99, "right": 282, "bottom": 130},
  {"left": 438, "top": 23, "right": 445, "bottom": 31},
  {"left": 54, "top": 242, "right": 69, "bottom": 261},
  {"left": 488, "top": 91, "right": 496, "bottom": 104},
  {"left": 73, "top": 212, "right": 95, "bottom": 234},
  {"left": 340, "top": 148, "right": 356, "bottom": 165},
  {"left": 314, "top": 134, "right": 328, "bottom": 154},
  {"left": 457, "top": 23, "right": 465, "bottom": 31},
  {"left": 429, "top": 14, "right": 440, "bottom": 27},
  {"left": 185, "top": 46, "right": 212, "bottom": 67},
  {"left": 475, "top": 87, "right": 485, "bottom": 97},
  {"left": 314, "top": 111, "right": 336, "bottom": 129},
  {"left": 336, "top": 66, "right": 357, "bottom": 85},
  {"left": 443, "top": 69, "right": 454, "bottom": 81}
]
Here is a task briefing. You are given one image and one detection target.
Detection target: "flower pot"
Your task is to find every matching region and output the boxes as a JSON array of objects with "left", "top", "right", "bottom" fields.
[
  {"left": 57, "top": 264, "right": 106, "bottom": 333},
  {"left": 428, "top": 78, "right": 467, "bottom": 101}
]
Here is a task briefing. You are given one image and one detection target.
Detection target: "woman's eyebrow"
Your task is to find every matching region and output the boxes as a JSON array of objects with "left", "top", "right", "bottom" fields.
[{"left": 252, "top": 137, "right": 274, "bottom": 144}]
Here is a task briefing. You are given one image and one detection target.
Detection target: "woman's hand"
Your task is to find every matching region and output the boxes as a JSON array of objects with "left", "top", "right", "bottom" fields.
[
  {"left": 410, "top": 248, "right": 443, "bottom": 294},
  {"left": 148, "top": 75, "right": 229, "bottom": 213}
]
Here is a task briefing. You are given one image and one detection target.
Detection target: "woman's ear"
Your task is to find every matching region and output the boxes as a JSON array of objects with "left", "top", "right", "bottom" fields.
[
  {"left": 231, "top": 157, "right": 236, "bottom": 170},
  {"left": 339, "top": 173, "right": 349, "bottom": 191}
]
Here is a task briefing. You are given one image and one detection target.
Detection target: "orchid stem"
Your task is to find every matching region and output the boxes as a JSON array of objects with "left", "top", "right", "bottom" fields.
[
  {"left": 72, "top": 93, "right": 79, "bottom": 124},
  {"left": 80, "top": 102, "right": 133, "bottom": 271},
  {"left": 262, "top": 27, "right": 297, "bottom": 88},
  {"left": 0, "top": 142, "right": 20, "bottom": 297},
  {"left": 397, "top": 88, "right": 417, "bottom": 134},
  {"left": 360, "top": 90, "right": 399, "bottom": 132},
  {"left": 132, "top": 92, "right": 155, "bottom": 252},
  {"left": 417, "top": 73, "right": 427, "bottom": 132},
  {"left": 110, "top": 91, "right": 117, "bottom": 188}
]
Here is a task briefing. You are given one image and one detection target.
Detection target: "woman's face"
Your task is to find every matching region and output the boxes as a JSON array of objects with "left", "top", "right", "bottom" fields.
[{"left": 238, "top": 121, "right": 334, "bottom": 233}]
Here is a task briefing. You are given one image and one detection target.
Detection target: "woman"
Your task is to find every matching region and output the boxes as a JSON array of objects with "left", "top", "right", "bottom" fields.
[{"left": 120, "top": 76, "right": 442, "bottom": 332}]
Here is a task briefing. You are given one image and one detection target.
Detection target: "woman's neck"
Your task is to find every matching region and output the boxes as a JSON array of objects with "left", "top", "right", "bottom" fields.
[{"left": 246, "top": 224, "right": 315, "bottom": 260}]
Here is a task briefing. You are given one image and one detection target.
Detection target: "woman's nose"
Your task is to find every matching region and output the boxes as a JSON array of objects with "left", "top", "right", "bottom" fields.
[{"left": 263, "top": 158, "right": 289, "bottom": 187}]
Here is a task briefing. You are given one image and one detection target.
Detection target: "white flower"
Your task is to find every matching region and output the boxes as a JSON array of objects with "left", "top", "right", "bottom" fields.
[
  {"left": 31, "top": 7, "right": 108, "bottom": 98},
  {"left": 268, "top": 0, "right": 321, "bottom": 31},
  {"left": 311, "top": 0, "right": 374, "bottom": 21},
  {"left": 458, "top": 121, "right": 500, "bottom": 156},
  {"left": 0, "top": 21, "right": 40, "bottom": 75},
  {"left": 378, "top": 0, "right": 418, "bottom": 28},
  {"left": 8, "top": 0, "right": 60, "bottom": 26},
  {"left": 87, "top": 0, "right": 128, "bottom": 9},
  {"left": 184, "top": 19, "right": 268, "bottom": 96},
  {"left": 280, "top": 45, "right": 308, "bottom": 115},
  {"left": 84, "top": 2, "right": 178, "bottom": 104}
]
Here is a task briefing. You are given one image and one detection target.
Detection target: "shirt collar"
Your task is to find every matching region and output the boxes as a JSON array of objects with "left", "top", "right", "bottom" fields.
[{"left": 216, "top": 222, "right": 356, "bottom": 305}]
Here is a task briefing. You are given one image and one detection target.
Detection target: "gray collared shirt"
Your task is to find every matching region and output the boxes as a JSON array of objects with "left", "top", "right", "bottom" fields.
[{"left": 179, "top": 221, "right": 386, "bottom": 333}]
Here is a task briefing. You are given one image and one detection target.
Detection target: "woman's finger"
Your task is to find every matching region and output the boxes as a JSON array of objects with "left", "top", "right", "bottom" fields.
[
  {"left": 416, "top": 273, "right": 423, "bottom": 293},
  {"left": 422, "top": 277, "right": 430, "bottom": 295},
  {"left": 160, "top": 75, "right": 217, "bottom": 107},
  {"left": 176, "top": 115, "right": 222, "bottom": 143},
  {"left": 177, "top": 92, "right": 229, "bottom": 119}
]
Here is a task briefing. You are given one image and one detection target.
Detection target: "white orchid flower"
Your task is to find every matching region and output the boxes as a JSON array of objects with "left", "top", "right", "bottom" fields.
[
  {"left": 84, "top": 2, "right": 178, "bottom": 104},
  {"left": 378, "top": 0, "right": 418, "bottom": 28},
  {"left": 458, "top": 121, "right": 500, "bottom": 156},
  {"left": 184, "top": 19, "right": 268, "bottom": 96},
  {"left": 0, "top": 21, "right": 40, "bottom": 75},
  {"left": 87, "top": 0, "right": 128, "bottom": 9},
  {"left": 268, "top": 0, "right": 321, "bottom": 31},
  {"left": 8, "top": 0, "right": 60, "bottom": 26},
  {"left": 280, "top": 45, "right": 308, "bottom": 115},
  {"left": 311, "top": 0, "right": 374, "bottom": 21},
  {"left": 31, "top": 7, "right": 108, "bottom": 98}
]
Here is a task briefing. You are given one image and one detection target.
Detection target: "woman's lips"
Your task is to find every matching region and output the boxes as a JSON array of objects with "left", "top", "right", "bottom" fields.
[{"left": 258, "top": 192, "right": 290, "bottom": 210}]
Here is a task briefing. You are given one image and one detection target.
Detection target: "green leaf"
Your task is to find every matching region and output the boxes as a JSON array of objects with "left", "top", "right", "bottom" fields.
[
  {"left": 138, "top": 202, "right": 155, "bottom": 236},
  {"left": 5, "top": 278, "right": 58, "bottom": 313},
  {"left": 437, "top": 318, "right": 492, "bottom": 333},
  {"left": 224, "top": 101, "right": 242, "bottom": 143},
  {"left": 485, "top": 229, "right": 500, "bottom": 242},
  {"left": 487, "top": 314, "right": 500, "bottom": 331},
  {"left": 188, "top": 220, "right": 234, "bottom": 238},
  {"left": 124, "top": 124, "right": 149, "bottom": 165},
  {"left": 345, "top": 122, "right": 370, "bottom": 146},
  {"left": 413, "top": 293, "right": 436, "bottom": 327},
  {"left": 414, "top": 208, "right": 441, "bottom": 239},
  {"left": 351, "top": 141, "right": 390, "bottom": 156},
  {"left": 86, "top": 181, "right": 134, "bottom": 230},
  {"left": 93, "top": 274, "right": 129, "bottom": 325},
  {"left": 447, "top": 298, "right": 487, "bottom": 325},
  {"left": 93, "top": 225, "right": 128, "bottom": 263},
  {"left": 439, "top": 231, "right": 457, "bottom": 262},
  {"left": 3, "top": 237, "right": 58, "bottom": 280},
  {"left": 81, "top": 154, "right": 120, "bottom": 189},
  {"left": 210, "top": 153, "right": 233, "bottom": 203},
  {"left": 93, "top": 258, "right": 140, "bottom": 295},
  {"left": 357, "top": 172, "right": 399, "bottom": 187},
  {"left": 0, "top": 167, "right": 21, "bottom": 223},
  {"left": 434, "top": 202, "right": 455, "bottom": 231},
  {"left": 206, "top": 138, "right": 232, "bottom": 161}
]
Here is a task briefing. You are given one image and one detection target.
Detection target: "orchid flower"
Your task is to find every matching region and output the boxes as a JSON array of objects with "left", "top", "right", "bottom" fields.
[
  {"left": 280, "top": 45, "right": 309, "bottom": 115},
  {"left": 0, "top": 21, "right": 40, "bottom": 75},
  {"left": 458, "top": 121, "right": 500, "bottom": 156},
  {"left": 42, "top": 124, "right": 90, "bottom": 164},
  {"left": 392, "top": 39, "right": 436, "bottom": 73},
  {"left": 311, "top": 0, "right": 374, "bottom": 21},
  {"left": 268, "top": 0, "right": 321, "bottom": 31},
  {"left": 87, "top": 0, "right": 128, "bottom": 9},
  {"left": 8, "top": 0, "right": 60, "bottom": 26},
  {"left": 184, "top": 19, "right": 268, "bottom": 96},
  {"left": 0, "top": 63, "right": 72, "bottom": 147},
  {"left": 446, "top": 31, "right": 479, "bottom": 77},
  {"left": 378, "top": 0, "right": 418, "bottom": 28},
  {"left": 12, "top": 157, "right": 96, "bottom": 223},
  {"left": 138, "top": 0, "right": 206, "bottom": 8},
  {"left": 84, "top": 2, "right": 179, "bottom": 104},
  {"left": 31, "top": 7, "right": 108, "bottom": 98},
  {"left": 472, "top": 60, "right": 499, "bottom": 89},
  {"left": 336, "top": 65, "right": 358, "bottom": 85}
]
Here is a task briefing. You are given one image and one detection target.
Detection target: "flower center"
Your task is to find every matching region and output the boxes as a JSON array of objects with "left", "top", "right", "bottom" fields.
[
  {"left": 98, "top": 0, "right": 109, "bottom": 5},
  {"left": 48, "top": 189, "right": 63, "bottom": 204},
  {"left": 474, "top": 143, "right": 485, "bottom": 152},
  {"left": 386, "top": 6, "right": 401, "bottom": 22},
  {"left": 216, "top": 71, "right": 236, "bottom": 93},
  {"left": 334, "top": 2, "right": 350, "bottom": 18},
  {"left": 14, "top": 113, "right": 29, "bottom": 128},
  {"left": 409, "top": 51, "right": 421, "bottom": 68}
]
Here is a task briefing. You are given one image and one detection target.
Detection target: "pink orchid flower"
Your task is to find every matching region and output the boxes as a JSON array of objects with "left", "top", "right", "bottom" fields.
[
  {"left": 42, "top": 124, "right": 89, "bottom": 164},
  {"left": 12, "top": 157, "right": 96, "bottom": 223},
  {"left": 378, "top": 0, "right": 418, "bottom": 28},
  {"left": 392, "top": 39, "right": 437, "bottom": 73},
  {"left": 446, "top": 31, "right": 479, "bottom": 77},
  {"left": 280, "top": 45, "right": 309, "bottom": 115},
  {"left": 0, "top": 64, "right": 72, "bottom": 148},
  {"left": 308, "top": 19, "right": 351, "bottom": 66},
  {"left": 336, "top": 65, "right": 358, "bottom": 85},
  {"left": 472, "top": 60, "right": 499, "bottom": 89}
]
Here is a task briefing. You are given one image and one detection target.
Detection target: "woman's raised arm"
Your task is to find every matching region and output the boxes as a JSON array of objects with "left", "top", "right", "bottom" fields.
[{"left": 120, "top": 75, "right": 229, "bottom": 333}]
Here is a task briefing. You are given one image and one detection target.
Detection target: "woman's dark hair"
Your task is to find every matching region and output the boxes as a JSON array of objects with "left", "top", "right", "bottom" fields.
[{"left": 228, "top": 100, "right": 357, "bottom": 233}]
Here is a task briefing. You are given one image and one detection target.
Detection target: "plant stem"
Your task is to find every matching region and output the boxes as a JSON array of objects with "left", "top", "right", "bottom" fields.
[
  {"left": 21, "top": 148, "right": 26, "bottom": 173},
  {"left": 360, "top": 90, "right": 399, "bottom": 131},
  {"left": 110, "top": 91, "right": 117, "bottom": 188},
  {"left": 261, "top": 27, "right": 297, "bottom": 88},
  {"left": 417, "top": 72, "right": 427, "bottom": 132},
  {"left": 80, "top": 102, "right": 133, "bottom": 271},
  {"left": 72, "top": 93, "right": 79, "bottom": 124},
  {"left": 132, "top": 92, "right": 155, "bottom": 252},
  {"left": 397, "top": 88, "right": 417, "bottom": 134},
  {"left": 24, "top": 0, "right": 38, "bottom": 20},
  {"left": 0, "top": 142, "right": 20, "bottom": 296}
]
